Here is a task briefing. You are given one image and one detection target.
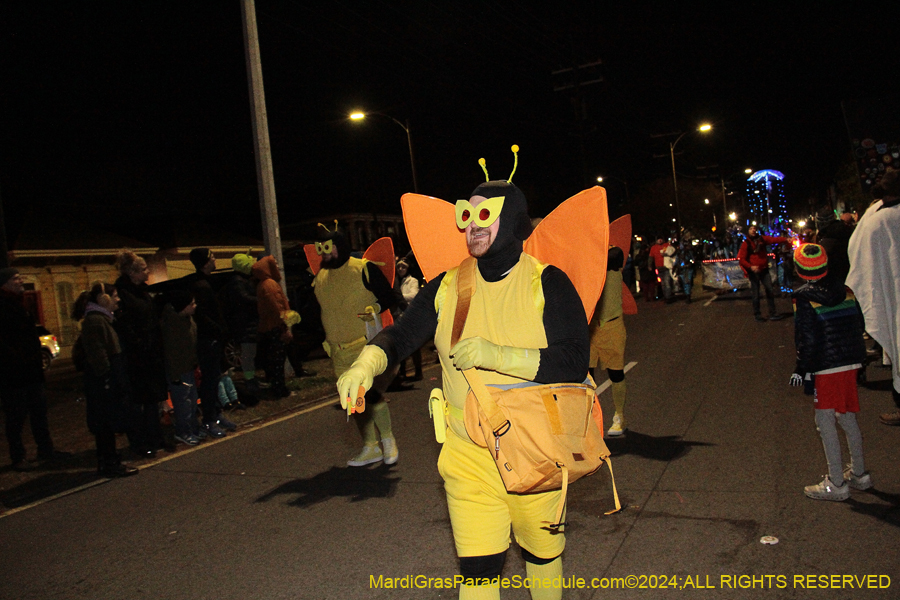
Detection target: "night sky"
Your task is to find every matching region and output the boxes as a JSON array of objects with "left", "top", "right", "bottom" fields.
[{"left": 2, "top": 2, "right": 899, "bottom": 244}]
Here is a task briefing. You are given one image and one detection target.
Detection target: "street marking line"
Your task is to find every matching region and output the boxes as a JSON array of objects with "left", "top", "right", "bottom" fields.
[{"left": 595, "top": 361, "right": 638, "bottom": 394}]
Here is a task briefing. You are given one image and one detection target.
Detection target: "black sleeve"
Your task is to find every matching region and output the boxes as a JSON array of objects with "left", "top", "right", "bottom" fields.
[
  {"left": 371, "top": 273, "right": 444, "bottom": 365},
  {"left": 607, "top": 246, "right": 625, "bottom": 271},
  {"left": 362, "top": 262, "right": 401, "bottom": 312},
  {"left": 534, "top": 266, "right": 590, "bottom": 383},
  {"left": 794, "top": 297, "right": 816, "bottom": 376}
]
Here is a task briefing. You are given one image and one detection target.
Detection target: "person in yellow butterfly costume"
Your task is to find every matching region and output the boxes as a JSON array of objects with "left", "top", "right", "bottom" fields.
[
  {"left": 338, "top": 158, "right": 591, "bottom": 600},
  {"left": 312, "top": 224, "right": 402, "bottom": 467}
]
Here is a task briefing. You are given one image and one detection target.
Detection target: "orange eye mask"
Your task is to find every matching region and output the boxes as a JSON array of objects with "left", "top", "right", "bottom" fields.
[{"left": 455, "top": 196, "right": 505, "bottom": 230}]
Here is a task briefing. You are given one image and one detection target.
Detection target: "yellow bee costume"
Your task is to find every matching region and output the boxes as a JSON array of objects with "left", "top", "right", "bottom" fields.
[
  {"left": 308, "top": 226, "right": 401, "bottom": 466},
  {"left": 338, "top": 147, "right": 611, "bottom": 600}
]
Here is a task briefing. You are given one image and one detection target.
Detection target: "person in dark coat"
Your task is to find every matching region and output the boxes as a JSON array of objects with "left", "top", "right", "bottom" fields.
[
  {"left": 178, "top": 248, "right": 235, "bottom": 438},
  {"left": 221, "top": 253, "right": 261, "bottom": 396},
  {"left": 72, "top": 283, "right": 138, "bottom": 477},
  {"left": 816, "top": 211, "right": 855, "bottom": 285},
  {"left": 114, "top": 250, "right": 170, "bottom": 456},
  {"left": 0, "top": 268, "right": 67, "bottom": 471}
]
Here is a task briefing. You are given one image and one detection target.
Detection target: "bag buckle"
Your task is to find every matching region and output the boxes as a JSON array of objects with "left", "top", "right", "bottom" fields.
[{"left": 492, "top": 420, "right": 510, "bottom": 459}]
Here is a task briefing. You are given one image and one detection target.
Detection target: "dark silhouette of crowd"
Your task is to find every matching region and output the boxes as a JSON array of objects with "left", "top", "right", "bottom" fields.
[{"left": 0, "top": 248, "right": 326, "bottom": 477}]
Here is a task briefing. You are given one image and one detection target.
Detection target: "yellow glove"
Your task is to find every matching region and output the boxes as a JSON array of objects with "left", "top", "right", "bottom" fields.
[
  {"left": 281, "top": 310, "right": 301, "bottom": 327},
  {"left": 449, "top": 336, "right": 540, "bottom": 380},
  {"left": 357, "top": 303, "right": 381, "bottom": 323},
  {"left": 336, "top": 345, "right": 388, "bottom": 413}
]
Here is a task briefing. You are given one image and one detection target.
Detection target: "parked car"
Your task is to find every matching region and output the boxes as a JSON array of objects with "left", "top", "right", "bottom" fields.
[{"left": 36, "top": 325, "right": 60, "bottom": 370}]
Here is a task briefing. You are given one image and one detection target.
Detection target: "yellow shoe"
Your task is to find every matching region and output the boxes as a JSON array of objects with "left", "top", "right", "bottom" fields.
[
  {"left": 607, "top": 413, "right": 626, "bottom": 437},
  {"left": 381, "top": 437, "right": 399, "bottom": 465},
  {"left": 347, "top": 444, "right": 383, "bottom": 467}
]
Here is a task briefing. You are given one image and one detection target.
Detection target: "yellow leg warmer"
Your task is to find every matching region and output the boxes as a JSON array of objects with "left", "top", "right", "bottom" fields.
[
  {"left": 371, "top": 400, "right": 393, "bottom": 438},
  {"left": 525, "top": 557, "right": 562, "bottom": 600},
  {"left": 611, "top": 380, "right": 627, "bottom": 415},
  {"left": 353, "top": 412, "right": 379, "bottom": 446},
  {"left": 459, "top": 583, "right": 500, "bottom": 600}
]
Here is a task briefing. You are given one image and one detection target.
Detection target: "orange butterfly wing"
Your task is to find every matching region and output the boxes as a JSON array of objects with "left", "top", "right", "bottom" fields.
[
  {"left": 401, "top": 193, "right": 469, "bottom": 282},
  {"left": 362, "top": 237, "right": 396, "bottom": 328},
  {"left": 609, "top": 214, "right": 637, "bottom": 315},
  {"left": 402, "top": 187, "right": 611, "bottom": 322},
  {"left": 304, "top": 244, "right": 322, "bottom": 275},
  {"left": 524, "top": 186, "right": 609, "bottom": 322}
]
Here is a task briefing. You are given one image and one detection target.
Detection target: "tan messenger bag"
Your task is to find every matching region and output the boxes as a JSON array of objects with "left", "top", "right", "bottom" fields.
[{"left": 452, "top": 257, "right": 621, "bottom": 529}]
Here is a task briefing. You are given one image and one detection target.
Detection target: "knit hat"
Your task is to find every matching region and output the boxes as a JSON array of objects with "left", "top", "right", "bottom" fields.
[
  {"left": 189, "top": 248, "right": 212, "bottom": 271},
  {"left": 0, "top": 267, "right": 18, "bottom": 288},
  {"left": 794, "top": 243, "right": 828, "bottom": 281},
  {"left": 165, "top": 289, "right": 194, "bottom": 313},
  {"left": 232, "top": 253, "right": 254, "bottom": 275}
]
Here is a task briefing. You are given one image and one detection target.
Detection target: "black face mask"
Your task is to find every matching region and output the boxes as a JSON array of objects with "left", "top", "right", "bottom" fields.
[{"left": 467, "top": 181, "right": 532, "bottom": 281}]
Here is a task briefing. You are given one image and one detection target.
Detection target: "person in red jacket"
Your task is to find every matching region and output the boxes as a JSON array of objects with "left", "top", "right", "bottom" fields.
[
  {"left": 649, "top": 236, "right": 675, "bottom": 303},
  {"left": 738, "top": 226, "right": 790, "bottom": 321}
]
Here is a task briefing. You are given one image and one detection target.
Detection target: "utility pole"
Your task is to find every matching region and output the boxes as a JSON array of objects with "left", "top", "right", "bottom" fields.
[
  {"left": 0, "top": 182, "right": 8, "bottom": 269},
  {"left": 241, "top": 0, "right": 285, "bottom": 291}
]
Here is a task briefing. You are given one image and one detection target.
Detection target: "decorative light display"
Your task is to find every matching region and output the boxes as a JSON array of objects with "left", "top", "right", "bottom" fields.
[{"left": 746, "top": 170, "right": 787, "bottom": 233}]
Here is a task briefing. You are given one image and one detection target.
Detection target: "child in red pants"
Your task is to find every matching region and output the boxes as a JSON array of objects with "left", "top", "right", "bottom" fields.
[{"left": 791, "top": 244, "right": 872, "bottom": 501}]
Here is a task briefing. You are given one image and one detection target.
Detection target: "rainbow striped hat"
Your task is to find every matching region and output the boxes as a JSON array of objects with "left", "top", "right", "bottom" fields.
[{"left": 794, "top": 243, "right": 828, "bottom": 281}]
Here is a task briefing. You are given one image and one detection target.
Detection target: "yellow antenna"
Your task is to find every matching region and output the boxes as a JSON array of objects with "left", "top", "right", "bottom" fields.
[
  {"left": 317, "top": 220, "right": 339, "bottom": 233},
  {"left": 478, "top": 158, "right": 489, "bottom": 181},
  {"left": 507, "top": 144, "right": 519, "bottom": 183}
]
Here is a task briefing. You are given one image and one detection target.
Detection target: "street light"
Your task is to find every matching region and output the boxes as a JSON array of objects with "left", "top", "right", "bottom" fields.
[
  {"left": 718, "top": 168, "right": 752, "bottom": 229},
  {"left": 596, "top": 175, "right": 630, "bottom": 205},
  {"left": 667, "top": 123, "right": 712, "bottom": 233},
  {"left": 349, "top": 111, "right": 419, "bottom": 193}
]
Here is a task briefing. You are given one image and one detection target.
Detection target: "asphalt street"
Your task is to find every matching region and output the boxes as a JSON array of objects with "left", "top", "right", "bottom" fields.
[{"left": 2, "top": 292, "right": 898, "bottom": 600}]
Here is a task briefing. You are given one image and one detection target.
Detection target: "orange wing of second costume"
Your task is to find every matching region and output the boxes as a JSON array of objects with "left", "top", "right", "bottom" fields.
[
  {"left": 401, "top": 186, "right": 610, "bottom": 322},
  {"left": 362, "top": 237, "right": 395, "bottom": 328},
  {"left": 609, "top": 214, "right": 637, "bottom": 315},
  {"left": 304, "top": 237, "right": 396, "bottom": 328}
]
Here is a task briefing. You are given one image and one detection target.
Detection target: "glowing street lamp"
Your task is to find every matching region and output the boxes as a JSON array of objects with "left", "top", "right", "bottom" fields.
[
  {"left": 668, "top": 123, "right": 712, "bottom": 232},
  {"left": 349, "top": 110, "right": 419, "bottom": 193},
  {"left": 596, "top": 175, "right": 630, "bottom": 204}
]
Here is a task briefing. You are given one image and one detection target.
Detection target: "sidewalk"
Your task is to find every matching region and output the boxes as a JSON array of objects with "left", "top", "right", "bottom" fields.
[{"left": 0, "top": 350, "right": 436, "bottom": 514}]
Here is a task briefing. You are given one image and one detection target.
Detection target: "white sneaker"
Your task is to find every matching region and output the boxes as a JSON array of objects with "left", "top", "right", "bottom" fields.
[
  {"left": 347, "top": 444, "right": 383, "bottom": 467},
  {"left": 804, "top": 475, "right": 849, "bottom": 501},
  {"left": 381, "top": 437, "right": 399, "bottom": 465},
  {"left": 607, "top": 413, "right": 626, "bottom": 437},
  {"left": 843, "top": 467, "right": 873, "bottom": 490}
]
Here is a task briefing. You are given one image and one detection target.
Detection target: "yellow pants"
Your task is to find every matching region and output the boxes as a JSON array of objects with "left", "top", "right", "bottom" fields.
[
  {"left": 588, "top": 316, "right": 626, "bottom": 371},
  {"left": 438, "top": 427, "right": 565, "bottom": 559}
]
